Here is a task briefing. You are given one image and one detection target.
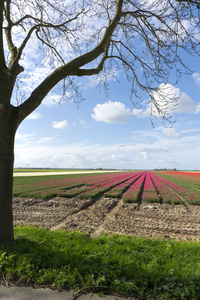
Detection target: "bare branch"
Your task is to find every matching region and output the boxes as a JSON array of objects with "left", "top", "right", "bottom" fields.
[
  {"left": 4, "top": 0, "right": 17, "bottom": 64},
  {"left": 1, "top": 0, "right": 199, "bottom": 126},
  {"left": 0, "top": 1, "right": 5, "bottom": 68},
  {"left": 16, "top": 0, "right": 123, "bottom": 123}
]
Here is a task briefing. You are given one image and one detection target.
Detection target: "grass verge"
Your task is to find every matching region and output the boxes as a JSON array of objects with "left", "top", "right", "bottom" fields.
[{"left": 0, "top": 227, "right": 200, "bottom": 299}]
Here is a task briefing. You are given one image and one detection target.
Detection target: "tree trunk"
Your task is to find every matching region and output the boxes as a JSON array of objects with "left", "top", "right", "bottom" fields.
[{"left": 0, "top": 103, "right": 16, "bottom": 245}]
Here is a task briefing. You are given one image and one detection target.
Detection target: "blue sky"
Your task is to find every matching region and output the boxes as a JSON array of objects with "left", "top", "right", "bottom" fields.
[
  {"left": 13, "top": 7, "right": 200, "bottom": 170},
  {"left": 14, "top": 54, "right": 200, "bottom": 170}
]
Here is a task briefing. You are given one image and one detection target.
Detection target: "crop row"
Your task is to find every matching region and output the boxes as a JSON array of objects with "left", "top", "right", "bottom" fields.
[
  {"left": 151, "top": 173, "right": 200, "bottom": 205},
  {"left": 14, "top": 171, "right": 200, "bottom": 205},
  {"left": 150, "top": 173, "right": 183, "bottom": 205},
  {"left": 142, "top": 173, "right": 160, "bottom": 203},
  {"left": 154, "top": 171, "right": 200, "bottom": 197},
  {"left": 13, "top": 173, "right": 122, "bottom": 196},
  {"left": 14, "top": 172, "right": 142, "bottom": 199},
  {"left": 155, "top": 171, "right": 200, "bottom": 184}
]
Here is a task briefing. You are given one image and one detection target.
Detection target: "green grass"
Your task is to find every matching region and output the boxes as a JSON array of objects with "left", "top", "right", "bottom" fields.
[{"left": 1, "top": 227, "right": 200, "bottom": 299}]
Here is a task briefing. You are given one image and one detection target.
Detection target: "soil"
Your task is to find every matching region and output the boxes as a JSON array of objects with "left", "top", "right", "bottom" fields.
[{"left": 13, "top": 195, "right": 200, "bottom": 241}]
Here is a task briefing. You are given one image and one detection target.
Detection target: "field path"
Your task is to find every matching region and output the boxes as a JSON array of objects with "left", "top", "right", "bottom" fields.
[{"left": 13, "top": 170, "right": 122, "bottom": 177}]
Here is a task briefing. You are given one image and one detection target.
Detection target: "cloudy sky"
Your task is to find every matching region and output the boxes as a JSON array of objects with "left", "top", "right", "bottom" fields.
[{"left": 13, "top": 5, "right": 200, "bottom": 171}]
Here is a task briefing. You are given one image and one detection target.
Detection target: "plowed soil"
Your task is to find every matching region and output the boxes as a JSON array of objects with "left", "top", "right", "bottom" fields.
[{"left": 13, "top": 195, "right": 200, "bottom": 241}]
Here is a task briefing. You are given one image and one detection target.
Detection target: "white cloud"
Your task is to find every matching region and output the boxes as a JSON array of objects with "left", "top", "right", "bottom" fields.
[
  {"left": 163, "top": 127, "right": 180, "bottom": 139},
  {"left": 91, "top": 101, "right": 131, "bottom": 124},
  {"left": 37, "top": 137, "right": 54, "bottom": 143},
  {"left": 176, "top": 92, "right": 198, "bottom": 114},
  {"left": 27, "top": 112, "right": 41, "bottom": 120},
  {"left": 15, "top": 132, "right": 35, "bottom": 141},
  {"left": 52, "top": 120, "right": 69, "bottom": 129},
  {"left": 196, "top": 103, "right": 200, "bottom": 114},
  {"left": 192, "top": 72, "right": 200, "bottom": 85},
  {"left": 132, "top": 83, "right": 200, "bottom": 119},
  {"left": 79, "top": 119, "right": 86, "bottom": 124},
  {"left": 132, "top": 107, "right": 151, "bottom": 118},
  {"left": 88, "top": 68, "right": 119, "bottom": 87},
  {"left": 140, "top": 151, "right": 151, "bottom": 159},
  {"left": 43, "top": 93, "right": 63, "bottom": 107}
]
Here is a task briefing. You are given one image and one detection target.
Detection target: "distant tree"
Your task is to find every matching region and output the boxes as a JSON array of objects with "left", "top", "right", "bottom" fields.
[{"left": 0, "top": 0, "right": 200, "bottom": 244}]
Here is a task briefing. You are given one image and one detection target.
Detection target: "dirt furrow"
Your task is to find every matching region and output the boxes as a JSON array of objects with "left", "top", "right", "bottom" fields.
[
  {"left": 13, "top": 196, "right": 200, "bottom": 241},
  {"left": 91, "top": 197, "right": 125, "bottom": 237}
]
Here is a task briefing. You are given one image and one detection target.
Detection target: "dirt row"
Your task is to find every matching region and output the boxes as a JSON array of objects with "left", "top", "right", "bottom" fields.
[{"left": 13, "top": 195, "right": 200, "bottom": 241}]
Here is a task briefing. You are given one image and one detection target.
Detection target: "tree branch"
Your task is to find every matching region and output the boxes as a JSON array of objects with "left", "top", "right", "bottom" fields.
[
  {"left": 4, "top": 0, "right": 17, "bottom": 65},
  {"left": 177, "top": 0, "right": 200, "bottom": 6},
  {"left": 16, "top": 0, "right": 123, "bottom": 124},
  {"left": 0, "top": 1, "right": 5, "bottom": 69}
]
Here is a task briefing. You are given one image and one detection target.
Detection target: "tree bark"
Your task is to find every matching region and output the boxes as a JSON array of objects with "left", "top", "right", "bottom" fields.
[{"left": 0, "top": 102, "right": 16, "bottom": 245}]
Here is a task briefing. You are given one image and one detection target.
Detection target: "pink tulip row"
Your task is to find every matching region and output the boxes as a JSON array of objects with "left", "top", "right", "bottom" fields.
[
  {"left": 104, "top": 174, "right": 142, "bottom": 198},
  {"left": 14, "top": 172, "right": 137, "bottom": 197},
  {"left": 151, "top": 173, "right": 200, "bottom": 205},
  {"left": 122, "top": 173, "right": 146, "bottom": 203},
  {"left": 142, "top": 173, "right": 160, "bottom": 203},
  {"left": 78, "top": 172, "right": 143, "bottom": 200},
  {"left": 150, "top": 173, "right": 183, "bottom": 205}
]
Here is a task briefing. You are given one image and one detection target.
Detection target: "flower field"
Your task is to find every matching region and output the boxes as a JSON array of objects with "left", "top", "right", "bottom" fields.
[{"left": 13, "top": 170, "right": 200, "bottom": 205}]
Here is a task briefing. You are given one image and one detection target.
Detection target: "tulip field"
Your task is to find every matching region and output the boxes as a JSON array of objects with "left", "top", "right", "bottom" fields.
[
  {"left": 13, "top": 170, "right": 200, "bottom": 205},
  {"left": 13, "top": 170, "right": 200, "bottom": 241},
  {"left": 9, "top": 170, "right": 200, "bottom": 299}
]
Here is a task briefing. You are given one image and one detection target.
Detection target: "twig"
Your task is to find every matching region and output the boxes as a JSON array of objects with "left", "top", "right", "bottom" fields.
[{"left": 2, "top": 275, "right": 10, "bottom": 287}]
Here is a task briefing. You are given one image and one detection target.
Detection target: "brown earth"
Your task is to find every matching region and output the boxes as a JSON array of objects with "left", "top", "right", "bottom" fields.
[{"left": 13, "top": 195, "right": 200, "bottom": 241}]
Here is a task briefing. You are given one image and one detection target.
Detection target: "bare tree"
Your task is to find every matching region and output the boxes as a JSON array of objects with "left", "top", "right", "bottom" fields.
[{"left": 0, "top": 0, "right": 199, "bottom": 244}]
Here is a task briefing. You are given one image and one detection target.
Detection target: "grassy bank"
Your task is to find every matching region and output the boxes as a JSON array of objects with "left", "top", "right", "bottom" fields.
[{"left": 1, "top": 227, "right": 200, "bottom": 299}]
